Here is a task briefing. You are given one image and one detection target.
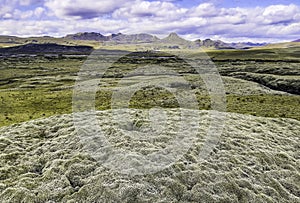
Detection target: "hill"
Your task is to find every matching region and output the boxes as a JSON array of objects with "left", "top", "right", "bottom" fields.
[
  {"left": 0, "top": 43, "right": 93, "bottom": 55},
  {"left": 0, "top": 109, "right": 299, "bottom": 202},
  {"left": 0, "top": 35, "right": 101, "bottom": 49}
]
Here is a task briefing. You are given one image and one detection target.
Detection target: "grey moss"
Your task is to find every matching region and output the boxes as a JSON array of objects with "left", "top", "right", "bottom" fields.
[{"left": 0, "top": 109, "right": 299, "bottom": 202}]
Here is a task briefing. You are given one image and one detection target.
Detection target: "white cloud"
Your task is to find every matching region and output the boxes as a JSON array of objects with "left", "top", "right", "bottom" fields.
[
  {"left": 262, "top": 4, "right": 300, "bottom": 24},
  {"left": 0, "top": 7, "right": 46, "bottom": 20},
  {"left": 190, "top": 3, "right": 218, "bottom": 17},
  {"left": 0, "top": 0, "right": 43, "bottom": 19},
  {"left": 34, "top": 7, "right": 45, "bottom": 18},
  {"left": 0, "top": 18, "right": 128, "bottom": 37},
  {"left": 3, "top": 13, "right": 13, "bottom": 19},
  {"left": 0, "top": 0, "right": 18, "bottom": 18},
  {"left": 112, "top": 0, "right": 187, "bottom": 20},
  {"left": 45, "top": 0, "right": 131, "bottom": 19},
  {"left": 1, "top": 1, "right": 300, "bottom": 42},
  {"left": 14, "top": 9, "right": 34, "bottom": 19}
]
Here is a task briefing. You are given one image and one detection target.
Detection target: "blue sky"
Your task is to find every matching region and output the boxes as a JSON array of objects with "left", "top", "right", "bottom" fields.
[
  {"left": 208, "top": 0, "right": 298, "bottom": 8},
  {"left": 149, "top": 0, "right": 299, "bottom": 8},
  {"left": 0, "top": 0, "right": 300, "bottom": 42}
]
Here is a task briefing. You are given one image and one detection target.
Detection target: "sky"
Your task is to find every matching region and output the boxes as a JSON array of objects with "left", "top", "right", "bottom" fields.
[{"left": 0, "top": 0, "right": 300, "bottom": 42}]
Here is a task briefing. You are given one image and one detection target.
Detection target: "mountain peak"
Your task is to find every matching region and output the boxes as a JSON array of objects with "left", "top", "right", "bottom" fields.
[
  {"left": 157, "top": 32, "right": 194, "bottom": 49},
  {"left": 167, "top": 32, "right": 181, "bottom": 39},
  {"left": 161, "top": 32, "right": 188, "bottom": 42}
]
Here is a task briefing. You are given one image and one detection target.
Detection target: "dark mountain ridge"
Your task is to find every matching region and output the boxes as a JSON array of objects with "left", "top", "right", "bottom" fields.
[
  {"left": 0, "top": 43, "right": 93, "bottom": 55},
  {"left": 64, "top": 32, "right": 108, "bottom": 41}
]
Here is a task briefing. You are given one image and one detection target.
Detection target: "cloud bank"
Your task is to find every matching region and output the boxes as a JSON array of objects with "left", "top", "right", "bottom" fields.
[{"left": 0, "top": 0, "right": 299, "bottom": 42}]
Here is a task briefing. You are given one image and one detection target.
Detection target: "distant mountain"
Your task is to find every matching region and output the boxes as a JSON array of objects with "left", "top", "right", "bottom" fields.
[
  {"left": 229, "top": 42, "right": 268, "bottom": 49},
  {"left": 194, "top": 39, "right": 267, "bottom": 49},
  {"left": 160, "top": 33, "right": 187, "bottom": 43},
  {"left": 157, "top": 33, "right": 195, "bottom": 48},
  {"left": 194, "top": 39, "right": 232, "bottom": 49},
  {"left": 111, "top": 33, "right": 159, "bottom": 44},
  {"left": 64, "top": 32, "right": 159, "bottom": 44},
  {"left": 293, "top": 39, "right": 300, "bottom": 42},
  {"left": 63, "top": 32, "right": 267, "bottom": 50},
  {"left": 64, "top": 32, "right": 109, "bottom": 41}
]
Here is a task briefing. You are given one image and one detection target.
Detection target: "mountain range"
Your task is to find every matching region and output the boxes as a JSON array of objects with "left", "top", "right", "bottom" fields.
[
  {"left": 64, "top": 32, "right": 267, "bottom": 49},
  {"left": 0, "top": 32, "right": 298, "bottom": 50}
]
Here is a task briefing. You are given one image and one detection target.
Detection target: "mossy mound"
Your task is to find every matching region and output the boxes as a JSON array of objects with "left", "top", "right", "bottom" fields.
[{"left": 0, "top": 109, "right": 299, "bottom": 202}]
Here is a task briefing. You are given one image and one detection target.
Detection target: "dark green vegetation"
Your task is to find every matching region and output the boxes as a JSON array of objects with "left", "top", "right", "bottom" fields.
[
  {"left": 0, "top": 46, "right": 300, "bottom": 127},
  {"left": 0, "top": 43, "right": 93, "bottom": 55},
  {"left": 208, "top": 46, "right": 300, "bottom": 62},
  {"left": 208, "top": 47, "right": 300, "bottom": 94},
  {"left": 0, "top": 56, "right": 83, "bottom": 127}
]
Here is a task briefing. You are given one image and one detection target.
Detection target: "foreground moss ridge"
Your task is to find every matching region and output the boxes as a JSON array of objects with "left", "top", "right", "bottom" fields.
[{"left": 0, "top": 109, "right": 299, "bottom": 202}]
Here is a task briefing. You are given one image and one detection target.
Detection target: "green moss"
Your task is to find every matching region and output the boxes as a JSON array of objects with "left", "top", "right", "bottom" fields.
[
  {"left": 227, "top": 95, "right": 300, "bottom": 120},
  {"left": 0, "top": 51, "right": 300, "bottom": 128}
]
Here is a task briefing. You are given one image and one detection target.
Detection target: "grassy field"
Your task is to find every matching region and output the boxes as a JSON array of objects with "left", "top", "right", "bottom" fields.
[{"left": 0, "top": 48, "right": 300, "bottom": 127}]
